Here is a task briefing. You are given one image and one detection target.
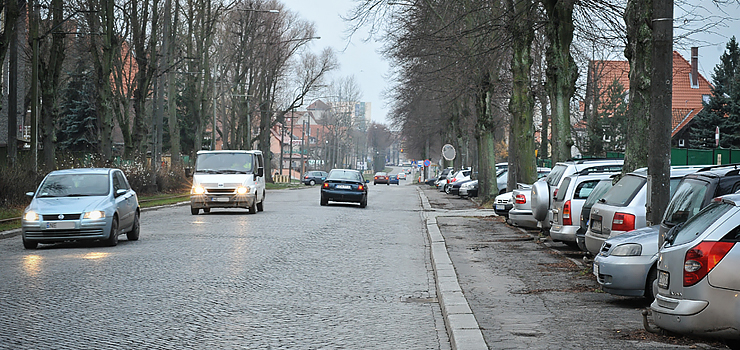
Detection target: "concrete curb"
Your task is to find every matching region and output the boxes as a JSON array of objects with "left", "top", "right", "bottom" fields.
[{"left": 418, "top": 188, "right": 488, "bottom": 350}]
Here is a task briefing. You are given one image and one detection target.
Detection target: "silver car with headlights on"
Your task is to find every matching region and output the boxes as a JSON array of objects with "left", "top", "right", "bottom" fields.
[
  {"left": 21, "top": 168, "right": 140, "bottom": 249},
  {"left": 651, "top": 194, "right": 740, "bottom": 344}
]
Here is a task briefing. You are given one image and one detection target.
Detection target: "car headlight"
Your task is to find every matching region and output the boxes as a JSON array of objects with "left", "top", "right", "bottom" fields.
[
  {"left": 83, "top": 211, "right": 106, "bottom": 220},
  {"left": 24, "top": 211, "right": 39, "bottom": 222},
  {"left": 193, "top": 185, "right": 205, "bottom": 194},
  {"left": 610, "top": 243, "right": 642, "bottom": 256},
  {"left": 237, "top": 186, "right": 249, "bottom": 194}
]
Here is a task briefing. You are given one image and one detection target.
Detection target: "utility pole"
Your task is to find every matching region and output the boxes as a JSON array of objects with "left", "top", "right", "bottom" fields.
[
  {"left": 288, "top": 107, "right": 295, "bottom": 181},
  {"left": 648, "top": 0, "right": 673, "bottom": 225}
]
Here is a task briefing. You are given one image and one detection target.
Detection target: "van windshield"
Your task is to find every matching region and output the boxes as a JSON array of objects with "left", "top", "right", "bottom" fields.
[{"left": 196, "top": 153, "right": 254, "bottom": 174}]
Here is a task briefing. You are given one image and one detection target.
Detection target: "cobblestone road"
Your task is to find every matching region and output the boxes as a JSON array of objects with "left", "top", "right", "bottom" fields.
[{"left": 0, "top": 179, "right": 448, "bottom": 349}]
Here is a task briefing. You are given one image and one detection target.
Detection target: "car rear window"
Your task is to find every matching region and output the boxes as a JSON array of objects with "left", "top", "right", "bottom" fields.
[
  {"left": 663, "top": 178, "right": 710, "bottom": 225},
  {"left": 584, "top": 179, "right": 613, "bottom": 206},
  {"left": 601, "top": 174, "right": 646, "bottom": 206},
  {"left": 546, "top": 164, "right": 568, "bottom": 187},
  {"left": 671, "top": 201, "right": 734, "bottom": 246}
]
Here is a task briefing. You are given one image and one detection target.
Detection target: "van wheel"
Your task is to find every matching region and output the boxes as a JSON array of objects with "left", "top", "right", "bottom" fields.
[
  {"left": 191, "top": 207, "right": 199, "bottom": 215},
  {"left": 249, "top": 203, "right": 257, "bottom": 214},
  {"left": 23, "top": 239, "right": 37, "bottom": 249},
  {"left": 257, "top": 194, "right": 264, "bottom": 212}
]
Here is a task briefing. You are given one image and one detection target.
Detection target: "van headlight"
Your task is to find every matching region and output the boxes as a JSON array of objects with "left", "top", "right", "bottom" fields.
[
  {"left": 237, "top": 186, "right": 249, "bottom": 194},
  {"left": 193, "top": 185, "right": 205, "bottom": 194},
  {"left": 24, "top": 211, "right": 39, "bottom": 222}
]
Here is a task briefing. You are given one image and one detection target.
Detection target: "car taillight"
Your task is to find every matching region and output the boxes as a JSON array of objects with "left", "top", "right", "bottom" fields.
[
  {"left": 358, "top": 184, "right": 365, "bottom": 191},
  {"left": 322, "top": 183, "right": 329, "bottom": 189},
  {"left": 515, "top": 194, "right": 526, "bottom": 204},
  {"left": 304, "top": 176, "right": 309, "bottom": 179},
  {"left": 553, "top": 188, "right": 558, "bottom": 198},
  {"left": 684, "top": 241, "right": 735, "bottom": 287},
  {"left": 611, "top": 212, "right": 635, "bottom": 231},
  {"left": 451, "top": 178, "right": 457, "bottom": 182},
  {"left": 562, "top": 200, "right": 572, "bottom": 225}
]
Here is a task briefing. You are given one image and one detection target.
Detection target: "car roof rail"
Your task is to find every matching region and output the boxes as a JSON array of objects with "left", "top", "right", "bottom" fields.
[
  {"left": 576, "top": 165, "right": 624, "bottom": 175},
  {"left": 565, "top": 157, "right": 623, "bottom": 164},
  {"left": 695, "top": 163, "right": 740, "bottom": 173}
]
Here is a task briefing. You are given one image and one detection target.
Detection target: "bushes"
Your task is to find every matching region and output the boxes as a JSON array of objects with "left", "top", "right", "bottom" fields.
[{"left": 0, "top": 153, "right": 190, "bottom": 209}]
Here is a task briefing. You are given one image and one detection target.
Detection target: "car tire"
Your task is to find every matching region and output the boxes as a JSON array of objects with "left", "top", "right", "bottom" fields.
[
  {"left": 445, "top": 186, "right": 451, "bottom": 194},
  {"left": 23, "top": 238, "right": 37, "bottom": 250},
  {"left": 320, "top": 195, "right": 328, "bottom": 206},
  {"left": 360, "top": 196, "right": 367, "bottom": 208},
  {"left": 203, "top": 208, "right": 210, "bottom": 213},
  {"left": 105, "top": 217, "right": 119, "bottom": 247},
  {"left": 127, "top": 212, "right": 140, "bottom": 241},
  {"left": 645, "top": 266, "right": 658, "bottom": 302},
  {"left": 309, "top": 180, "right": 315, "bottom": 186},
  {"left": 191, "top": 207, "right": 199, "bottom": 215},
  {"left": 249, "top": 203, "right": 257, "bottom": 214}
]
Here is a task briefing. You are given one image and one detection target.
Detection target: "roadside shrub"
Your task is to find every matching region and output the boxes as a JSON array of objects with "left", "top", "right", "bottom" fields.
[{"left": 0, "top": 157, "right": 44, "bottom": 208}]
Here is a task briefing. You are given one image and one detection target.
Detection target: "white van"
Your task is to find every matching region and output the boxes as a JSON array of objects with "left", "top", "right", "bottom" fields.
[{"left": 190, "top": 150, "right": 266, "bottom": 215}]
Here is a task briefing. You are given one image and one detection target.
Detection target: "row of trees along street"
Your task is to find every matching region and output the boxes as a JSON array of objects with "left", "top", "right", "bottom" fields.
[
  {"left": 0, "top": 0, "right": 359, "bottom": 190},
  {"left": 348, "top": 0, "right": 733, "bottom": 222}
]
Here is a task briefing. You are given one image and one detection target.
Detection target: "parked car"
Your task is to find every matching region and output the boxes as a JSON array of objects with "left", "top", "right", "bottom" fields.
[
  {"left": 498, "top": 167, "right": 551, "bottom": 195},
  {"left": 531, "top": 159, "right": 624, "bottom": 234},
  {"left": 550, "top": 172, "right": 619, "bottom": 246},
  {"left": 594, "top": 164, "right": 740, "bottom": 300},
  {"left": 494, "top": 191, "right": 514, "bottom": 217},
  {"left": 651, "top": 194, "right": 740, "bottom": 344},
  {"left": 441, "top": 168, "right": 471, "bottom": 193},
  {"left": 21, "top": 168, "right": 140, "bottom": 249},
  {"left": 459, "top": 180, "right": 478, "bottom": 198},
  {"left": 389, "top": 174, "right": 399, "bottom": 185},
  {"left": 584, "top": 166, "right": 704, "bottom": 255},
  {"left": 509, "top": 183, "right": 540, "bottom": 229},
  {"left": 374, "top": 172, "right": 389, "bottom": 185},
  {"left": 450, "top": 178, "right": 473, "bottom": 196},
  {"left": 659, "top": 163, "right": 740, "bottom": 247},
  {"left": 434, "top": 167, "right": 454, "bottom": 188},
  {"left": 577, "top": 178, "right": 616, "bottom": 251},
  {"left": 302, "top": 170, "right": 328, "bottom": 186},
  {"left": 321, "top": 169, "right": 368, "bottom": 207},
  {"left": 593, "top": 225, "right": 660, "bottom": 300}
]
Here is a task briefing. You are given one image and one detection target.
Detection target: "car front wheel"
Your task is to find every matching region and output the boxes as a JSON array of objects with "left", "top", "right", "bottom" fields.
[{"left": 105, "top": 217, "right": 119, "bottom": 247}]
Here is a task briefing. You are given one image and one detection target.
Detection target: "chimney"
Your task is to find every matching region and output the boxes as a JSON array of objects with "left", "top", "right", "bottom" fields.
[{"left": 691, "top": 47, "right": 699, "bottom": 88}]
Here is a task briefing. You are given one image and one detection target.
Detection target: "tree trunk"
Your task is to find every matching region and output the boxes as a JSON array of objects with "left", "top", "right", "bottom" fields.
[
  {"left": 648, "top": 0, "right": 673, "bottom": 224},
  {"left": 543, "top": 0, "right": 577, "bottom": 163},
  {"left": 623, "top": 0, "right": 652, "bottom": 173},
  {"left": 476, "top": 71, "right": 498, "bottom": 205}
]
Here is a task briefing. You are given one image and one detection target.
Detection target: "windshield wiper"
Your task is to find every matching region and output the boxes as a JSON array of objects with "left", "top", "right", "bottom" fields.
[
  {"left": 196, "top": 169, "right": 222, "bottom": 174},
  {"left": 67, "top": 193, "right": 94, "bottom": 197},
  {"left": 220, "top": 169, "right": 248, "bottom": 174}
]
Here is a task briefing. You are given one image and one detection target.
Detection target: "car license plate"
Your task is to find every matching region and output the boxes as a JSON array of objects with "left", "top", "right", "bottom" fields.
[
  {"left": 211, "top": 197, "right": 229, "bottom": 202},
  {"left": 46, "top": 221, "right": 75, "bottom": 230},
  {"left": 591, "top": 219, "right": 602, "bottom": 233},
  {"left": 496, "top": 204, "right": 505, "bottom": 211},
  {"left": 658, "top": 270, "right": 669, "bottom": 289},
  {"left": 593, "top": 262, "right": 599, "bottom": 277},
  {"left": 336, "top": 185, "right": 351, "bottom": 189}
]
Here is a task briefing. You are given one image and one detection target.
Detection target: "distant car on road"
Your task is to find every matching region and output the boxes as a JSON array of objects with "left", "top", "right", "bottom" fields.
[
  {"left": 389, "top": 174, "right": 399, "bottom": 185},
  {"left": 374, "top": 172, "right": 389, "bottom": 185},
  {"left": 21, "top": 168, "right": 140, "bottom": 249},
  {"left": 321, "top": 169, "right": 369, "bottom": 208},
  {"left": 302, "top": 171, "right": 328, "bottom": 186},
  {"left": 397, "top": 172, "right": 407, "bottom": 180}
]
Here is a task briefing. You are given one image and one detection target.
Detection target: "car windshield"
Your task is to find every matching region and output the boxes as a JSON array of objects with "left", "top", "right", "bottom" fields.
[
  {"left": 546, "top": 164, "right": 568, "bottom": 187},
  {"left": 195, "top": 153, "right": 253, "bottom": 174},
  {"left": 38, "top": 174, "right": 109, "bottom": 197},
  {"left": 663, "top": 178, "right": 709, "bottom": 225},
  {"left": 328, "top": 170, "right": 363, "bottom": 182},
  {"left": 600, "top": 174, "right": 646, "bottom": 206},
  {"left": 584, "top": 179, "right": 613, "bottom": 207},
  {"left": 670, "top": 201, "right": 734, "bottom": 246}
]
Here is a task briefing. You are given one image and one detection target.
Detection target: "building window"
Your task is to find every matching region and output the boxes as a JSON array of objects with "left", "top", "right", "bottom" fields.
[
  {"left": 679, "top": 139, "right": 685, "bottom": 147},
  {"left": 702, "top": 94, "right": 711, "bottom": 104}
]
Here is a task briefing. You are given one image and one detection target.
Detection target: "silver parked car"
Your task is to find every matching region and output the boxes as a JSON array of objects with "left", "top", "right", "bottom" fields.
[
  {"left": 509, "top": 183, "right": 539, "bottom": 229},
  {"left": 21, "top": 168, "right": 140, "bottom": 249},
  {"left": 550, "top": 172, "right": 618, "bottom": 246},
  {"left": 593, "top": 225, "right": 660, "bottom": 300},
  {"left": 577, "top": 178, "right": 615, "bottom": 251},
  {"left": 584, "top": 166, "right": 703, "bottom": 255},
  {"left": 651, "top": 194, "right": 740, "bottom": 344}
]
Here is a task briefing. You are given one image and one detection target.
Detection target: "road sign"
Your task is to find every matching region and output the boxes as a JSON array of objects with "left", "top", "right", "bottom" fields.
[
  {"left": 442, "top": 144, "right": 456, "bottom": 161},
  {"left": 424, "top": 159, "right": 431, "bottom": 167}
]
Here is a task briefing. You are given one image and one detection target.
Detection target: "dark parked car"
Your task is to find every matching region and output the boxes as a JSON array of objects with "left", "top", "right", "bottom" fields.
[
  {"left": 374, "top": 172, "right": 389, "bottom": 185},
  {"left": 21, "top": 168, "right": 140, "bottom": 249},
  {"left": 302, "top": 171, "right": 328, "bottom": 186},
  {"left": 321, "top": 169, "right": 368, "bottom": 208}
]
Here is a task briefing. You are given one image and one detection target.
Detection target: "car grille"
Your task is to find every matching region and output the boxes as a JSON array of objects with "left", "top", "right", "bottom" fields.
[
  {"left": 496, "top": 198, "right": 510, "bottom": 204},
  {"left": 24, "top": 229, "right": 104, "bottom": 237},
  {"left": 42, "top": 214, "right": 82, "bottom": 220},
  {"left": 206, "top": 188, "right": 235, "bottom": 194},
  {"left": 599, "top": 242, "right": 612, "bottom": 256}
]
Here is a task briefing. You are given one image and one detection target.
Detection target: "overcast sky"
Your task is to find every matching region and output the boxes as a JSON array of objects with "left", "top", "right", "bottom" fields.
[{"left": 279, "top": 1, "right": 740, "bottom": 125}]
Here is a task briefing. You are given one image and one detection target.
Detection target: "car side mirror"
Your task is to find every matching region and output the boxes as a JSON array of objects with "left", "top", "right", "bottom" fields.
[
  {"left": 257, "top": 167, "right": 264, "bottom": 177},
  {"left": 26, "top": 192, "right": 35, "bottom": 197},
  {"left": 115, "top": 189, "right": 127, "bottom": 197}
]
